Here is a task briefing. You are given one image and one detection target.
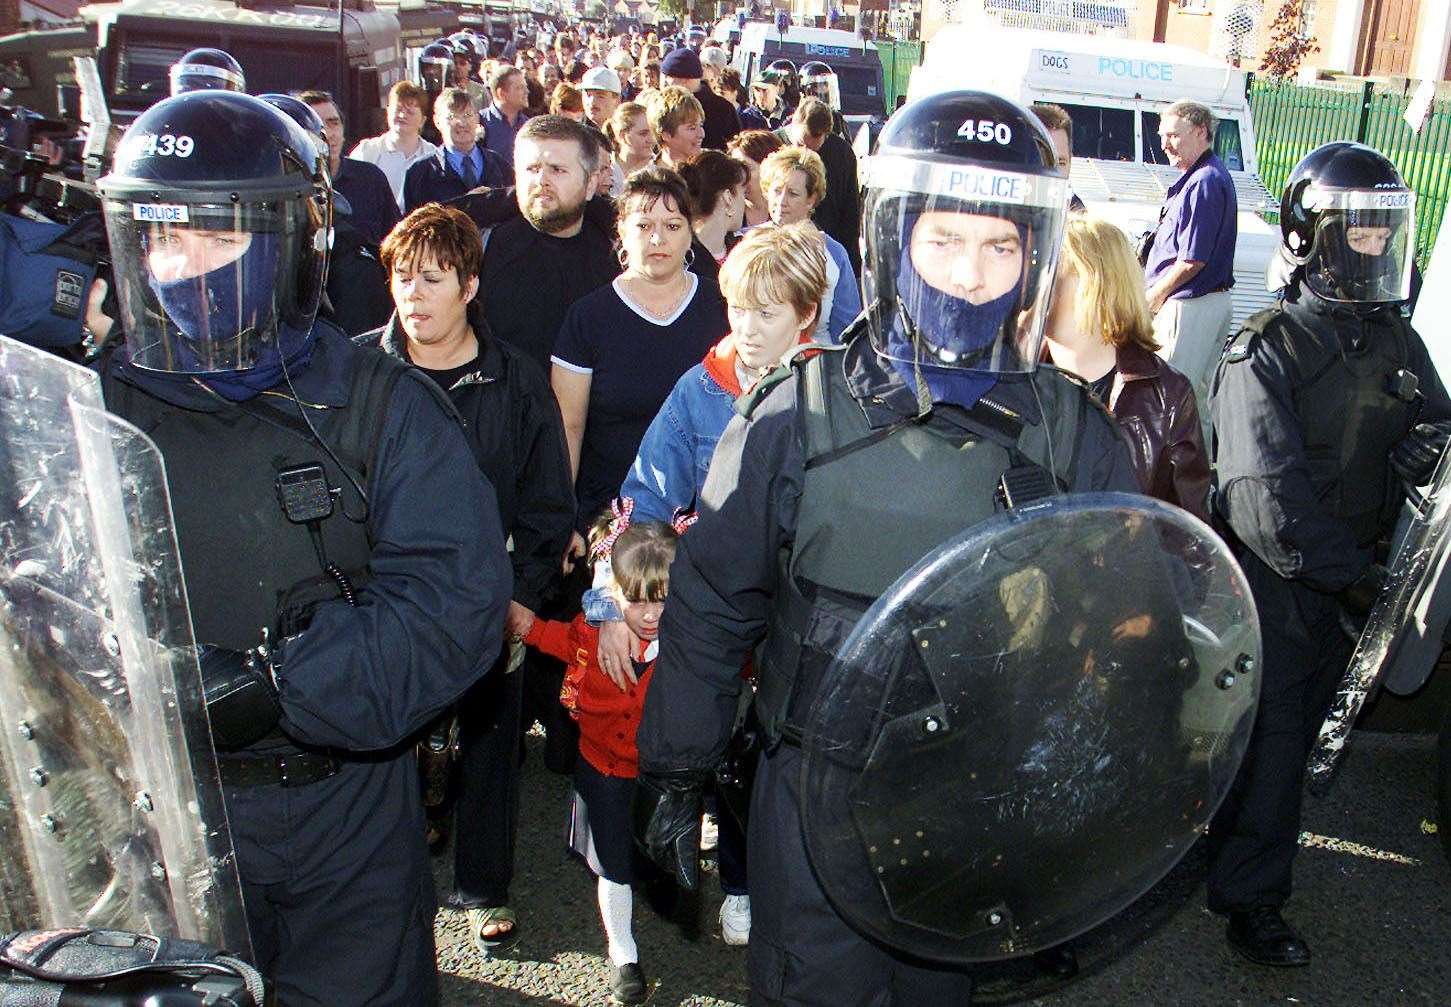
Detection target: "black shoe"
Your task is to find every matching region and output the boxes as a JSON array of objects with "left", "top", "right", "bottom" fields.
[
  {"left": 609, "top": 962, "right": 648, "bottom": 1005},
  {"left": 1226, "top": 907, "right": 1311, "bottom": 967},
  {"left": 1032, "top": 942, "right": 1079, "bottom": 979}
]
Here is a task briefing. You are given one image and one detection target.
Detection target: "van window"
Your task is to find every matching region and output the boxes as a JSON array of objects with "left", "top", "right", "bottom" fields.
[
  {"left": 1055, "top": 103, "right": 1134, "bottom": 162},
  {"left": 1142, "top": 111, "right": 1245, "bottom": 171}
]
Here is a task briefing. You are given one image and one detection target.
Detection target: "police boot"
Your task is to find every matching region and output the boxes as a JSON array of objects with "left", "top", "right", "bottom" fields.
[
  {"left": 1226, "top": 907, "right": 1311, "bottom": 967},
  {"left": 1031, "top": 941, "right": 1079, "bottom": 979}
]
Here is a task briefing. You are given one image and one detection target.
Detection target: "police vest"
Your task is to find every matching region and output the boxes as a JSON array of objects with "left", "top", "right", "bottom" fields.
[
  {"left": 101, "top": 334, "right": 410, "bottom": 752},
  {"left": 750, "top": 346, "right": 1095, "bottom": 746},
  {"left": 1227, "top": 307, "right": 1419, "bottom": 546}
]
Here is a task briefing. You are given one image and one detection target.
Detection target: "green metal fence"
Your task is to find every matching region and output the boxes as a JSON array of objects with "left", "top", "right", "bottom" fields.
[
  {"left": 1250, "top": 76, "right": 1451, "bottom": 264},
  {"left": 875, "top": 40, "right": 922, "bottom": 111}
]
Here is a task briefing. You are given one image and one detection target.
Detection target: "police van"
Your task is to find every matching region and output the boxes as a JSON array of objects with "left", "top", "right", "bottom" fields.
[
  {"left": 731, "top": 22, "right": 887, "bottom": 126},
  {"left": 908, "top": 25, "right": 1279, "bottom": 331}
]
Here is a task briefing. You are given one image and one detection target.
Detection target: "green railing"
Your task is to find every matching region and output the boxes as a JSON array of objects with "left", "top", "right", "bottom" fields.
[
  {"left": 1250, "top": 76, "right": 1451, "bottom": 264},
  {"left": 875, "top": 39, "right": 922, "bottom": 111}
]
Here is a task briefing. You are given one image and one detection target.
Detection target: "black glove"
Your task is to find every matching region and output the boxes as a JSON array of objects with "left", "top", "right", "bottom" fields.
[
  {"left": 1391, "top": 421, "right": 1451, "bottom": 487},
  {"left": 632, "top": 769, "right": 709, "bottom": 892},
  {"left": 1337, "top": 563, "right": 1388, "bottom": 618},
  {"left": 199, "top": 645, "right": 281, "bottom": 751}
]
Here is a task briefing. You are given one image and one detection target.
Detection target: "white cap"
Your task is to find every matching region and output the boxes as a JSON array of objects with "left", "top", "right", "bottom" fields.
[
  {"left": 700, "top": 46, "right": 728, "bottom": 70},
  {"left": 581, "top": 65, "right": 622, "bottom": 95},
  {"left": 607, "top": 48, "right": 636, "bottom": 73}
]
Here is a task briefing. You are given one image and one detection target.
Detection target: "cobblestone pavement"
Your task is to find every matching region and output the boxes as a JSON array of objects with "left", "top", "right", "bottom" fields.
[{"left": 433, "top": 730, "right": 1450, "bottom": 1006}]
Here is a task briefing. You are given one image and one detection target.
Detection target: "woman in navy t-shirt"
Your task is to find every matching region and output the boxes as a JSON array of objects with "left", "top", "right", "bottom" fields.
[{"left": 551, "top": 166, "right": 729, "bottom": 534}]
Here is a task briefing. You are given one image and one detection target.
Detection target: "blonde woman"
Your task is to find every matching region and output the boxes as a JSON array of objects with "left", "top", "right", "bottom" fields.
[
  {"left": 759, "top": 145, "right": 861, "bottom": 341},
  {"left": 646, "top": 85, "right": 704, "bottom": 169},
  {"left": 1043, "top": 214, "right": 1209, "bottom": 519}
]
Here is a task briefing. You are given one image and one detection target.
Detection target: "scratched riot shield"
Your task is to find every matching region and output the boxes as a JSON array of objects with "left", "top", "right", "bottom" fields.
[
  {"left": 0, "top": 335, "right": 250, "bottom": 956},
  {"left": 800, "top": 494, "right": 1260, "bottom": 964}
]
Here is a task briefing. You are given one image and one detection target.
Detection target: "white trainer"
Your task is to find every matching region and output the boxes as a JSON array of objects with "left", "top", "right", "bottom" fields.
[{"left": 719, "top": 894, "right": 751, "bottom": 946}]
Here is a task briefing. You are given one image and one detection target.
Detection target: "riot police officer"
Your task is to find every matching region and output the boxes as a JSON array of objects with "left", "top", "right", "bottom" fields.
[
  {"left": 94, "top": 90, "right": 511, "bottom": 1004},
  {"left": 798, "top": 61, "right": 847, "bottom": 139},
  {"left": 169, "top": 47, "right": 246, "bottom": 95},
  {"left": 1208, "top": 141, "right": 1451, "bottom": 966},
  {"left": 633, "top": 91, "right": 1137, "bottom": 1005}
]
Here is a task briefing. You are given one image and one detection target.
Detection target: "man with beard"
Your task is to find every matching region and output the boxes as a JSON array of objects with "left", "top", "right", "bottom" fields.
[
  {"left": 475, "top": 115, "right": 621, "bottom": 775},
  {"left": 476, "top": 115, "right": 620, "bottom": 373}
]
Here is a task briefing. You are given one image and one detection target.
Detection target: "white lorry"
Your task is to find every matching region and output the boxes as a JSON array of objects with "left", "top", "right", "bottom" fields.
[{"left": 908, "top": 25, "right": 1280, "bottom": 332}]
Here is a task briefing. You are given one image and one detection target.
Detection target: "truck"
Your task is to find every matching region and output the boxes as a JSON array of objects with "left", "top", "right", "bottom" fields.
[
  {"left": 908, "top": 25, "right": 1280, "bottom": 334},
  {"left": 90, "top": 0, "right": 405, "bottom": 138},
  {"left": 0, "top": 24, "right": 97, "bottom": 122},
  {"left": 730, "top": 22, "right": 888, "bottom": 127}
]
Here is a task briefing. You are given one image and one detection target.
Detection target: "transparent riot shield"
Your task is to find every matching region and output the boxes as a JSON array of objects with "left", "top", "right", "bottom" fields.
[
  {"left": 0, "top": 336, "right": 250, "bottom": 955},
  {"left": 1308, "top": 444, "right": 1451, "bottom": 792},
  {"left": 800, "top": 493, "right": 1260, "bottom": 964}
]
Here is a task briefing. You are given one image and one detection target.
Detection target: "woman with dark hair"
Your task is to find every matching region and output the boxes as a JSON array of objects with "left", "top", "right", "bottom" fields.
[
  {"left": 550, "top": 166, "right": 729, "bottom": 555},
  {"left": 727, "top": 129, "right": 783, "bottom": 227},
  {"left": 678, "top": 150, "right": 748, "bottom": 267}
]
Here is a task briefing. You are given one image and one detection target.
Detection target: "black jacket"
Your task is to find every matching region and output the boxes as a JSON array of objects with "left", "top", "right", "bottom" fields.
[
  {"left": 358, "top": 310, "right": 575, "bottom": 612},
  {"left": 697, "top": 85, "right": 743, "bottom": 150},
  {"left": 636, "top": 324, "right": 1138, "bottom": 773},
  {"left": 402, "top": 144, "right": 511, "bottom": 214},
  {"left": 1210, "top": 283, "right": 1451, "bottom": 593},
  {"left": 102, "top": 324, "right": 510, "bottom": 753}
]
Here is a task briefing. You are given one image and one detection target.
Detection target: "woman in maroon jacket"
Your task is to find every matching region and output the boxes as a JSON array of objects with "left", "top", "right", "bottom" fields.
[{"left": 1043, "top": 214, "right": 1210, "bottom": 522}]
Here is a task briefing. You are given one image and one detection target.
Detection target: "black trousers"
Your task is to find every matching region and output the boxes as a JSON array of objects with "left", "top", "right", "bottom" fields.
[
  {"left": 747, "top": 745, "right": 974, "bottom": 1007},
  {"left": 226, "top": 757, "right": 438, "bottom": 1007},
  {"left": 451, "top": 652, "right": 524, "bottom": 907},
  {"left": 1206, "top": 552, "right": 1352, "bottom": 915},
  {"left": 521, "top": 564, "right": 586, "bottom": 775}
]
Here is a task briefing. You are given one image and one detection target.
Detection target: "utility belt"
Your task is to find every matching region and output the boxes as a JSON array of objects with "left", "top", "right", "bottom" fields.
[{"left": 217, "top": 750, "right": 342, "bottom": 789}]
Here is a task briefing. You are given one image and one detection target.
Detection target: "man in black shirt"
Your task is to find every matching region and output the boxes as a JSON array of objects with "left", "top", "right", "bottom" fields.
[
  {"left": 473, "top": 115, "right": 620, "bottom": 373},
  {"left": 779, "top": 98, "right": 860, "bottom": 276}
]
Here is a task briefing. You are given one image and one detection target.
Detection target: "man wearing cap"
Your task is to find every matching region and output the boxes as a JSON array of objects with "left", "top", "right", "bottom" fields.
[
  {"left": 581, "top": 66, "right": 622, "bottom": 130},
  {"left": 661, "top": 47, "right": 741, "bottom": 150},
  {"left": 699, "top": 44, "right": 728, "bottom": 85}
]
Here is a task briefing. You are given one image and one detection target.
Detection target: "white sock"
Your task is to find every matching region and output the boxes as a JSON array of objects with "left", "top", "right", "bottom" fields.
[{"left": 597, "top": 876, "right": 637, "bottom": 967}]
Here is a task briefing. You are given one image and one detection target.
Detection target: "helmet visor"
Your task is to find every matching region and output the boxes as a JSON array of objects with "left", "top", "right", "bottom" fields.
[
  {"left": 1303, "top": 188, "right": 1416, "bottom": 303},
  {"left": 103, "top": 197, "right": 322, "bottom": 374},
  {"left": 863, "top": 154, "right": 1068, "bottom": 374}
]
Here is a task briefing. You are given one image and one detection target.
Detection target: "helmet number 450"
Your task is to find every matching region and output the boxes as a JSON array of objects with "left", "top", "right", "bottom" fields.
[{"left": 958, "top": 120, "right": 1013, "bottom": 145}]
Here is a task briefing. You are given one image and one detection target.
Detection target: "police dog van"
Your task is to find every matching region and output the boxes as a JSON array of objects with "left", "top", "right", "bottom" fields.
[{"left": 908, "top": 26, "right": 1279, "bottom": 331}]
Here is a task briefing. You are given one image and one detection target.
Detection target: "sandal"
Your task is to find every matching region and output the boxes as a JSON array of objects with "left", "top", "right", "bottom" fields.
[{"left": 468, "top": 905, "right": 520, "bottom": 956}]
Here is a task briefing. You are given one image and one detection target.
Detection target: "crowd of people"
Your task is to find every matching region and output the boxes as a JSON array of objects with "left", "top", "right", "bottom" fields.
[{"left": 32, "top": 16, "right": 1446, "bottom": 1007}]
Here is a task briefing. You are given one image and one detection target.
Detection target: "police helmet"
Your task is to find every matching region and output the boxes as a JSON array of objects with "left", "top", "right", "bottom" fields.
[
  {"left": 799, "top": 61, "right": 840, "bottom": 111},
  {"left": 98, "top": 92, "right": 330, "bottom": 376},
  {"left": 761, "top": 58, "right": 797, "bottom": 87},
  {"left": 169, "top": 48, "right": 246, "bottom": 96},
  {"left": 861, "top": 91, "right": 1069, "bottom": 375},
  {"left": 259, "top": 93, "right": 325, "bottom": 154},
  {"left": 418, "top": 42, "right": 454, "bottom": 93},
  {"left": 1280, "top": 141, "right": 1415, "bottom": 303}
]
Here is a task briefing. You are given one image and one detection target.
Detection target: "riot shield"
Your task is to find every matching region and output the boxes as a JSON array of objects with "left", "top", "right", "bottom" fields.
[
  {"left": 0, "top": 335, "right": 250, "bottom": 955},
  {"left": 1308, "top": 445, "right": 1451, "bottom": 793},
  {"left": 800, "top": 494, "right": 1260, "bottom": 964}
]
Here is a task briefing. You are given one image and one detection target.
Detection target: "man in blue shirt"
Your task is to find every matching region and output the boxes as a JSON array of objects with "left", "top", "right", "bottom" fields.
[
  {"left": 404, "top": 88, "right": 510, "bottom": 214},
  {"left": 480, "top": 65, "right": 531, "bottom": 163},
  {"left": 1144, "top": 99, "right": 1238, "bottom": 429}
]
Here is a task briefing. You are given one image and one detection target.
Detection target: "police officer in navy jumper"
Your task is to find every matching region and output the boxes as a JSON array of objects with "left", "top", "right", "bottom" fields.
[
  {"left": 95, "top": 91, "right": 511, "bottom": 1005},
  {"left": 1207, "top": 141, "right": 1451, "bottom": 968},
  {"left": 632, "top": 91, "right": 1137, "bottom": 1006}
]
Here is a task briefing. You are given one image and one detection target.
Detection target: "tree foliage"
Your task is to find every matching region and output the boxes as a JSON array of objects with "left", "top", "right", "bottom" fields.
[{"left": 1259, "top": 0, "right": 1321, "bottom": 78}]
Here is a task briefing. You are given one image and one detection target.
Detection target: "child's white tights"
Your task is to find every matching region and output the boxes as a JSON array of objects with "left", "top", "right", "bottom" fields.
[{"left": 596, "top": 876, "right": 637, "bottom": 967}]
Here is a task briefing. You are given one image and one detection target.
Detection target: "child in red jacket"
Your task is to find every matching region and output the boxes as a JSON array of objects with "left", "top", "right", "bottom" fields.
[{"left": 519, "top": 499, "right": 684, "bottom": 1006}]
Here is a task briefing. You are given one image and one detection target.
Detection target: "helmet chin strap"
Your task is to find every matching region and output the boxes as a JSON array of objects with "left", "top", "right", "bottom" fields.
[{"left": 896, "top": 295, "right": 935, "bottom": 419}]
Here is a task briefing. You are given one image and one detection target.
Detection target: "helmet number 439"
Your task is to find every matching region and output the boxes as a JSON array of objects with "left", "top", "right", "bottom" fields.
[
  {"left": 958, "top": 120, "right": 1013, "bottom": 145},
  {"left": 132, "top": 133, "right": 195, "bottom": 158}
]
